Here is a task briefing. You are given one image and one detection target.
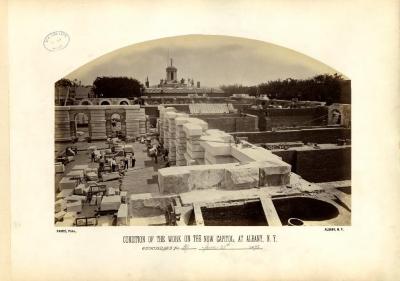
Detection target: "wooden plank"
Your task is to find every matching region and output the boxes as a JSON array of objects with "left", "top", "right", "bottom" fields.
[
  {"left": 193, "top": 203, "right": 204, "bottom": 226},
  {"left": 260, "top": 196, "right": 282, "bottom": 226}
]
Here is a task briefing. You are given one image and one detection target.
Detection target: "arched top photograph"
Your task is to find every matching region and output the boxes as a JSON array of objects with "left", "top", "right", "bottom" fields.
[{"left": 54, "top": 34, "right": 351, "bottom": 228}]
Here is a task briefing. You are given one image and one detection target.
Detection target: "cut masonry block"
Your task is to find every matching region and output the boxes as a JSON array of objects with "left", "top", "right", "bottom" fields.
[
  {"left": 58, "top": 177, "right": 77, "bottom": 191},
  {"left": 100, "top": 195, "right": 121, "bottom": 211}
]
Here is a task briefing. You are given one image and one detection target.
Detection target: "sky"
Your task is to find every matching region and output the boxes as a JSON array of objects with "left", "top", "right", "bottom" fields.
[{"left": 65, "top": 34, "right": 344, "bottom": 87}]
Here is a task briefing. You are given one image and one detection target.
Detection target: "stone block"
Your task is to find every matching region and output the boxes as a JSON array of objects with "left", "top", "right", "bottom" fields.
[
  {"left": 102, "top": 172, "right": 121, "bottom": 182},
  {"left": 188, "top": 165, "right": 226, "bottom": 190},
  {"left": 158, "top": 167, "right": 190, "bottom": 194},
  {"left": 223, "top": 163, "right": 260, "bottom": 189},
  {"left": 100, "top": 195, "right": 121, "bottom": 211},
  {"left": 58, "top": 177, "right": 77, "bottom": 191},
  {"left": 66, "top": 201, "right": 82, "bottom": 213},
  {"left": 56, "top": 189, "right": 73, "bottom": 199},
  {"left": 66, "top": 170, "right": 84, "bottom": 179},
  {"left": 74, "top": 184, "right": 85, "bottom": 195},
  {"left": 183, "top": 123, "right": 203, "bottom": 136},
  {"left": 55, "top": 199, "right": 66, "bottom": 213},
  {"left": 187, "top": 150, "right": 204, "bottom": 159},
  {"left": 55, "top": 162, "right": 65, "bottom": 173},
  {"left": 117, "top": 204, "right": 128, "bottom": 226},
  {"left": 55, "top": 211, "right": 66, "bottom": 221},
  {"left": 72, "top": 164, "right": 89, "bottom": 171},
  {"left": 66, "top": 195, "right": 87, "bottom": 203}
]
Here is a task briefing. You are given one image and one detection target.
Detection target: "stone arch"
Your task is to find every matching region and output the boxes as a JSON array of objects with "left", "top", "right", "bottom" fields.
[
  {"left": 106, "top": 110, "right": 126, "bottom": 138},
  {"left": 118, "top": 98, "right": 130, "bottom": 105},
  {"left": 69, "top": 110, "right": 92, "bottom": 141},
  {"left": 331, "top": 109, "right": 342, "bottom": 125},
  {"left": 99, "top": 99, "right": 112, "bottom": 105},
  {"left": 79, "top": 99, "right": 93, "bottom": 105}
]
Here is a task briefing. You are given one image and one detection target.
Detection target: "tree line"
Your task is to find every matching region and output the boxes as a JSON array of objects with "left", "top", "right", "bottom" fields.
[
  {"left": 55, "top": 77, "right": 144, "bottom": 99},
  {"left": 220, "top": 73, "right": 350, "bottom": 104},
  {"left": 56, "top": 73, "right": 350, "bottom": 104}
]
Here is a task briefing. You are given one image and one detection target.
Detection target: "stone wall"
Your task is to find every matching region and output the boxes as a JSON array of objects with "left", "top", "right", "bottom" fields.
[
  {"left": 192, "top": 113, "right": 258, "bottom": 133},
  {"left": 231, "top": 127, "right": 351, "bottom": 144},
  {"left": 157, "top": 107, "right": 292, "bottom": 193},
  {"left": 55, "top": 105, "right": 146, "bottom": 142},
  {"left": 273, "top": 146, "right": 351, "bottom": 183}
]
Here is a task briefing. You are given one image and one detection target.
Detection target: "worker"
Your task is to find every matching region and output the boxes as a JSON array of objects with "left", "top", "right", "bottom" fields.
[
  {"left": 99, "top": 156, "right": 105, "bottom": 171},
  {"left": 111, "top": 157, "right": 117, "bottom": 172},
  {"left": 91, "top": 151, "right": 95, "bottom": 162},
  {"left": 131, "top": 153, "right": 136, "bottom": 168},
  {"left": 124, "top": 155, "right": 129, "bottom": 170},
  {"left": 163, "top": 148, "right": 169, "bottom": 161}
]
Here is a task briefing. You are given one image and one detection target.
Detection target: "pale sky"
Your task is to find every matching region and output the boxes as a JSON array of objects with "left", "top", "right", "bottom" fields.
[{"left": 65, "top": 35, "right": 345, "bottom": 87}]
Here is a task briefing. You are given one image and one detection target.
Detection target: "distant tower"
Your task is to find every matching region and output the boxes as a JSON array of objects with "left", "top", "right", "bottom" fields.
[
  {"left": 145, "top": 77, "right": 149, "bottom": 88},
  {"left": 166, "top": 58, "right": 177, "bottom": 82}
]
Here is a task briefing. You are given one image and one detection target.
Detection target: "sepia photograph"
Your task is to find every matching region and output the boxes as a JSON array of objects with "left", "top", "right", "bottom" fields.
[
  {"left": 54, "top": 35, "right": 351, "bottom": 227},
  {"left": 5, "top": 1, "right": 400, "bottom": 280}
]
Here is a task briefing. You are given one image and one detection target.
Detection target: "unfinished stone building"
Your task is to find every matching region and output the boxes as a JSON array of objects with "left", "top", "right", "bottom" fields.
[{"left": 54, "top": 101, "right": 351, "bottom": 227}]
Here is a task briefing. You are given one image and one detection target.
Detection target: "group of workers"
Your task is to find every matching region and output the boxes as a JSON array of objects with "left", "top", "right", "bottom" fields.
[
  {"left": 148, "top": 143, "right": 169, "bottom": 165},
  {"left": 94, "top": 151, "right": 136, "bottom": 173}
]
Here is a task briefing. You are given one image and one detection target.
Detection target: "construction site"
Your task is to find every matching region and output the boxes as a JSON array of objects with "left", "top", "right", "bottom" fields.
[{"left": 54, "top": 98, "right": 351, "bottom": 227}]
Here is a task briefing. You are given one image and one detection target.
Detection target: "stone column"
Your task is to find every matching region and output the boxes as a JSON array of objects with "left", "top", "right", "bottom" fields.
[
  {"left": 175, "top": 115, "right": 189, "bottom": 166},
  {"left": 166, "top": 111, "right": 178, "bottom": 165},
  {"left": 183, "top": 123, "right": 204, "bottom": 166},
  {"left": 125, "top": 105, "right": 145, "bottom": 138},
  {"left": 89, "top": 107, "right": 107, "bottom": 140},
  {"left": 55, "top": 107, "right": 72, "bottom": 142}
]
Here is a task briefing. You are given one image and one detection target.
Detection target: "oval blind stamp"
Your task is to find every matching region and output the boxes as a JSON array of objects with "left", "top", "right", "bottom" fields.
[{"left": 43, "top": 31, "right": 70, "bottom": 51}]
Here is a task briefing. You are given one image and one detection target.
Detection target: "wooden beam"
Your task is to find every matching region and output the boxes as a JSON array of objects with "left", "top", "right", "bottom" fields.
[
  {"left": 193, "top": 203, "right": 204, "bottom": 226},
  {"left": 260, "top": 196, "right": 282, "bottom": 226}
]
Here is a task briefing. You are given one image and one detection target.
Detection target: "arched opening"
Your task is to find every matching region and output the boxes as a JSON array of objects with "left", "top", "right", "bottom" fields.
[
  {"left": 100, "top": 100, "right": 111, "bottom": 105},
  {"left": 110, "top": 113, "right": 122, "bottom": 136},
  {"left": 80, "top": 99, "right": 93, "bottom": 105},
  {"left": 119, "top": 99, "right": 130, "bottom": 105},
  {"left": 331, "top": 109, "right": 342, "bottom": 125},
  {"left": 74, "top": 112, "right": 90, "bottom": 141}
]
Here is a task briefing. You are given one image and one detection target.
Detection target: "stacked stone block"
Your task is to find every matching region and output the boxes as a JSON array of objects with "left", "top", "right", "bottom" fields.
[
  {"left": 125, "top": 106, "right": 146, "bottom": 138},
  {"left": 183, "top": 119, "right": 208, "bottom": 166},
  {"left": 159, "top": 107, "right": 176, "bottom": 146},
  {"left": 200, "top": 129, "right": 237, "bottom": 165},
  {"left": 163, "top": 111, "right": 176, "bottom": 154},
  {"left": 55, "top": 107, "right": 71, "bottom": 141},
  {"left": 175, "top": 115, "right": 189, "bottom": 166},
  {"left": 166, "top": 112, "right": 179, "bottom": 165},
  {"left": 89, "top": 108, "right": 107, "bottom": 140}
]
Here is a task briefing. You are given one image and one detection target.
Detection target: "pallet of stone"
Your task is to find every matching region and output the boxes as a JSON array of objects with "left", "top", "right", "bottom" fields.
[
  {"left": 102, "top": 172, "right": 121, "bottom": 182},
  {"left": 58, "top": 177, "right": 77, "bottom": 191}
]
